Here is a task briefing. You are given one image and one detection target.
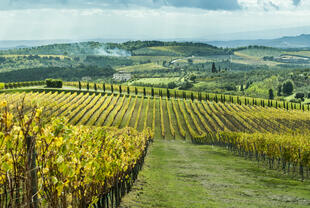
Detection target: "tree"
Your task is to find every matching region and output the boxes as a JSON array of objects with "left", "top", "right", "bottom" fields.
[
  {"left": 119, "top": 85, "right": 122, "bottom": 94},
  {"left": 86, "top": 82, "right": 89, "bottom": 91},
  {"left": 240, "top": 84, "right": 244, "bottom": 91},
  {"left": 127, "top": 86, "right": 130, "bottom": 95},
  {"left": 282, "top": 80, "right": 294, "bottom": 95},
  {"left": 151, "top": 88, "right": 154, "bottom": 97},
  {"left": 295, "top": 92, "right": 305, "bottom": 101},
  {"left": 191, "top": 92, "right": 194, "bottom": 101},
  {"left": 143, "top": 88, "right": 146, "bottom": 96},
  {"left": 46, "top": 79, "right": 63, "bottom": 88},
  {"left": 94, "top": 83, "right": 97, "bottom": 91},
  {"left": 189, "top": 74, "right": 196, "bottom": 83},
  {"left": 135, "top": 87, "right": 138, "bottom": 95},
  {"left": 167, "top": 82, "right": 177, "bottom": 89},
  {"left": 277, "top": 85, "right": 282, "bottom": 96},
  {"left": 111, "top": 84, "right": 114, "bottom": 93},
  {"left": 162, "top": 60, "right": 167, "bottom": 66},
  {"left": 188, "top": 59, "right": 193, "bottom": 64},
  {"left": 167, "top": 88, "right": 170, "bottom": 99},
  {"left": 269, "top": 89, "right": 274, "bottom": 100},
  {"left": 245, "top": 82, "right": 251, "bottom": 89},
  {"left": 103, "top": 83, "right": 105, "bottom": 92},
  {"left": 78, "top": 81, "right": 81, "bottom": 90},
  {"left": 211, "top": 62, "right": 217, "bottom": 73}
]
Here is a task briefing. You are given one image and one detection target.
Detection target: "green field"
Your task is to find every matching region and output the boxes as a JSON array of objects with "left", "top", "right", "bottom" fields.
[
  {"left": 121, "top": 140, "right": 310, "bottom": 208},
  {"left": 116, "top": 63, "right": 167, "bottom": 72},
  {"left": 129, "top": 77, "right": 181, "bottom": 85}
]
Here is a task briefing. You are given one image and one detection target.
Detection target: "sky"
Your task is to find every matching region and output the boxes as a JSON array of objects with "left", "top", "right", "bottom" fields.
[{"left": 0, "top": 0, "right": 310, "bottom": 41}]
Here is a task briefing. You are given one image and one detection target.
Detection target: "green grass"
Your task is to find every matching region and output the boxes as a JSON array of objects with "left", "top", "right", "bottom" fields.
[
  {"left": 129, "top": 56, "right": 179, "bottom": 64},
  {"left": 235, "top": 48, "right": 283, "bottom": 58},
  {"left": 233, "top": 51, "right": 279, "bottom": 66},
  {"left": 120, "top": 140, "right": 310, "bottom": 208},
  {"left": 129, "top": 77, "right": 180, "bottom": 85},
  {"left": 285, "top": 51, "right": 310, "bottom": 58},
  {"left": 116, "top": 63, "right": 168, "bottom": 72}
]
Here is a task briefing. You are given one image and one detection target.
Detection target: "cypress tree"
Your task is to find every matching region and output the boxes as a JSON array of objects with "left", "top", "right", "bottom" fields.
[
  {"left": 119, "top": 85, "right": 122, "bottom": 94},
  {"left": 183, "top": 91, "right": 186, "bottom": 99},
  {"left": 127, "top": 86, "right": 130, "bottom": 95},
  {"left": 268, "top": 89, "right": 274, "bottom": 100},
  {"left": 151, "top": 88, "right": 154, "bottom": 97},
  {"left": 94, "top": 83, "right": 97, "bottom": 91},
  {"left": 111, "top": 84, "right": 114, "bottom": 93},
  {"left": 167, "top": 88, "right": 170, "bottom": 99},
  {"left": 103, "top": 83, "right": 105, "bottom": 92},
  {"left": 86, "top": 82, "right": 89, "bottom": 91},
  {"left": 78, "top": 81, "right": 81, "bottom": 90},
  {"left": 135, "top": 87, "right": 138, "bottom": 95},
  {"left": 211, "top": 62, "right": 217, "bottom": 73},
  {"left": 191, "top": 92, "right": 194, "bottom": 101},
  {"left": 143, "top": 88, "right": 146, "bottom": 96}
]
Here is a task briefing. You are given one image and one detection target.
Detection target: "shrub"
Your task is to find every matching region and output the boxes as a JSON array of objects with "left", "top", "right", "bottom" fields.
[
  {"left": 45, "top": 79, "right": 63, "bottom": 88},
  {"left": 282, "top": 80, "right": 294, "bottom": 95},
  {"left": 295, "top": 92, "right": 304, "bottom": 100}
]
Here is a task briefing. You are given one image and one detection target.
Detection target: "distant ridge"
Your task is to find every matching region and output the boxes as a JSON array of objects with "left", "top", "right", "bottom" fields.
[{"left": 207, "top": 34, "right": 310, "bottom": 49}]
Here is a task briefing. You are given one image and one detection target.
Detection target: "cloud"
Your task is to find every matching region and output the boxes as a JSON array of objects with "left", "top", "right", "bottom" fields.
[
  {"left": 164, "top": 0, "right": 240, "bottom": 10},
  {"left": 238, "top": 0, "right": 305, "bottom": 11},
  {"left": 293, "top": 0, "right": 301, "bottom": 6},
  {"left": 1, "top": 0, "right": 241, "bottom": 11}
]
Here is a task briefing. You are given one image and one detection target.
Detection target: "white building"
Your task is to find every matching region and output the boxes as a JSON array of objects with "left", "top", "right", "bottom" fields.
[{"left": 113, "top": 71, "right": 131, "bottom": 81}]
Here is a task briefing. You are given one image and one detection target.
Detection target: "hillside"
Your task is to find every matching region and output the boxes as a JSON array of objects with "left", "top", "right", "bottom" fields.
[
  {"left": 1, "top": 87, "right": 310, "bottom": 207},
  {"left": 208, "top": 34, "right": 310, "bottom": 48},
  {"left": 0, "top": 40, "right": 229, "bottom": 57},
  {"left": 2, "top": 90, "right": 308, "bottom": 140}
]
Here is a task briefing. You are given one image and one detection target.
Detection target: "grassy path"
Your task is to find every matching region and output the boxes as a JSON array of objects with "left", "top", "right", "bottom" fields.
[{"left": 120, "top": 140, "right": 310, "bottom": 208}]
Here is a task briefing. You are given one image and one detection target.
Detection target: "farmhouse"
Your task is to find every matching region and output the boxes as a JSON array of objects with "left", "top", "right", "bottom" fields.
[{"left": 113, "top": 71, "right": 131, "bottom": 81}]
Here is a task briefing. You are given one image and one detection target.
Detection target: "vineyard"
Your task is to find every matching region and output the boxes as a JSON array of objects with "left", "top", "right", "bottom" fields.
[
  {"left": 64, "top": 81, "right": 310, "bottom": 111},
  {"left": 2, "top": 91, "right": 310, "bottom": 138},
  {"left": 0, "top": 99, "right": 153, "bottom": 208},
  {"left": 1, "top": 89, "right": 310, "bottom": 207}
]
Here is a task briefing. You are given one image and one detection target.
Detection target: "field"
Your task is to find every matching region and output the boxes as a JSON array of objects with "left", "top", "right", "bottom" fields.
[
  {"left": 116, "top": 63, "right": 167, "bottom": 72},
  {"left": 2, "top": 90, "right": 309, "bottom": 138},
  {"left": 1, "top": 88, "right": 310, "bottom": 207},
  {"left": 64, "top": 82, "right": 310, "bottom": 110},
  {"left": 233, "top": 51, "right": 279, "bottom": 66},
  {"left": 129, "top": 77, "right": 181, "bottom": 86},
  {"left": 121, "top": 140, "right": 310, "bottom": 208}
]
